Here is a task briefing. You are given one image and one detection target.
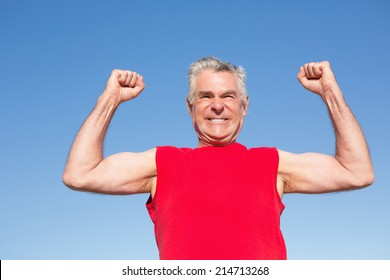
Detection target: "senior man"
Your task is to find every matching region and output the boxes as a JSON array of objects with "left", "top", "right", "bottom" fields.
[{"left": 63, "top": 56, "right": 374, "bottom": 259}]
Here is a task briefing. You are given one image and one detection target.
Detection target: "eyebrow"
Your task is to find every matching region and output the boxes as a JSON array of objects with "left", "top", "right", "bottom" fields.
[
  {"left": 198, "top": 90, "right": 238, "bottom": 96},
  {"left": 221, "top": 90, "right": 238, "bottom": 96},
  {"left": 198, "top": 91, "right": 212, "bottom": 95}
]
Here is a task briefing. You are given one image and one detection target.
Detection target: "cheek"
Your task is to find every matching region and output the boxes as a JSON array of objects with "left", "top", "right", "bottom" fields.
[
  {"left": 226, "top": 103, "right": 246, "bottom": 117},
  {"left": 192, "top": 104, "right": 207, "bottom": 117}
]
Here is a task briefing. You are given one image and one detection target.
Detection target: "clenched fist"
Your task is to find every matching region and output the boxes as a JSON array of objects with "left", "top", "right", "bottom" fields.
[
  {"left": 297, "top": 61, "right": 341, "bottom": 98},
  {"left": 104, "top": 69, "right": 145, "bottom": 104}
]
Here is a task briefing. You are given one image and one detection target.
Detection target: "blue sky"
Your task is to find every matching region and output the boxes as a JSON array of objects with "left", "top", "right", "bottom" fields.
[{"left": 1, "top": 0, "right": 389, "bottom": 260}]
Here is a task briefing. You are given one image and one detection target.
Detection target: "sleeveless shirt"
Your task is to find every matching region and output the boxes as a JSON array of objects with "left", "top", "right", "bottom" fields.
[{"left": 146, "top": 143, "right": 286, "bottom": 259}]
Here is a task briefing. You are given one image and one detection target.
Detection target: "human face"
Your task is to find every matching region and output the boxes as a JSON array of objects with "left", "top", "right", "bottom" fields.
[{"left": 187, "top": 70, "right": 249, "bottom": 147}]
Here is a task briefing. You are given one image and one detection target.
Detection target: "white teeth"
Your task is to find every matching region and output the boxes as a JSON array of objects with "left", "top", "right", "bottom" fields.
[{"left": 209, "top": 118, "right": 227, "bottom": 122}]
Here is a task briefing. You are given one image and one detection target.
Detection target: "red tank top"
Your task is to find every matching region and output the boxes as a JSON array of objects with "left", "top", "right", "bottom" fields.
[{"left": 146, "top": 143, "right": 286, "bottom": 259}]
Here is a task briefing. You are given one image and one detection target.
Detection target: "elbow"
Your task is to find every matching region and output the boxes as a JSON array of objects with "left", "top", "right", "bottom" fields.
[
  {"left": 353, "top": 169, "right": 375, "bottom": 189},
  {"left": 62, "top": 170, "right": 88, "bottom": 191},
  {"left": 362, "top": 171, "right": 375, "bottom": 187}
]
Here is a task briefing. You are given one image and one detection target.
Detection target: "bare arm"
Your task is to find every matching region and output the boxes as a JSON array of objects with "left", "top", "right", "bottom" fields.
[
  {"left": 278, "top": 61, "right": 374, "bottom": 195},
  {"left": 62, "top": 70, "right": 156, "bottom": 195}
]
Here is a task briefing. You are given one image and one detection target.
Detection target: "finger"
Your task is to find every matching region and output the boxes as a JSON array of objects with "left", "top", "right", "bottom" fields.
[
  {"left": 318, "top": 61, "right": 333, "bottom": 77},
  {"left": 125, "top": 71, "right": 134, "bottom": 86},
  {"left": 111, "top": 69, "right": 123, "bottom": 82},
  {"left": 126, "top": 72, "right": 138, "bottom": 88},
  {"left": 297, "top": 66, "right": 307, "bottom": 83},
  {"left": 305, "top": 62, "right": 316, "bottom": 78},
  {"left": 108, "top": 69, "right": 128, "bottom": 89},
  {"left": 136, "top": 75, "right": 145, "bottom": 88},
  {"left": 117, "top": 70, "right": 130, "bottom": 85},
  {"left": 306, "top": 62, "right": 324, "bottom": 79},
  {"left": 312, "top": 64, "right": 323, "bottom": 77}
]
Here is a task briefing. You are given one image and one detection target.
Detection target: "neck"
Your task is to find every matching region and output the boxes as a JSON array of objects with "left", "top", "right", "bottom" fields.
[{"left": 197, "top": 139, "right": 237, "bottom": 148}]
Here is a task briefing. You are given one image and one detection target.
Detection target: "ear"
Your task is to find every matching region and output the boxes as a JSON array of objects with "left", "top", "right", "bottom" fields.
[
  {"left": 186, "top": 98, "right": 193, "bottom": 117},
  {"left": 243, "top": 96, "right": 249, "bottom": 116}
]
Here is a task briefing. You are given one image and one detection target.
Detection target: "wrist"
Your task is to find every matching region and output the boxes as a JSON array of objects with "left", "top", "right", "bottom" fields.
[
  {"left": 321, "top": 84, "right": 343, "bottom": 101},
  {"left": 98, "top": 90, "right": 121, "bottom": 109}
]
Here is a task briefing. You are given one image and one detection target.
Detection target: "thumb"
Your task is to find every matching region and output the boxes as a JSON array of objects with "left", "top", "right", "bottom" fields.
[
  {"left": 136, "top": 75, "right": 145, "bottom": 89},
  {"left": 297, "top": 66, "right": 309, "bottom": 87}
]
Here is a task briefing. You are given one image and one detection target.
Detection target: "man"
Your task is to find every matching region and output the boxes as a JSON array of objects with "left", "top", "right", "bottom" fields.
[{"left": 63, "top": 57, "right": 374, "bottom": 259}]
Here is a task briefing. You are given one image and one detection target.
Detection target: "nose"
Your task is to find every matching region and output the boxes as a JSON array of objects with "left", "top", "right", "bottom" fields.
[{"left": 211, "top": 98, "right": 224, "bottom": 114}]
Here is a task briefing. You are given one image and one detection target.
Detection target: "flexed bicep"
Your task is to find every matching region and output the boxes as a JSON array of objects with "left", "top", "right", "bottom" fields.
[
  {"left": 71, "top": 149, "right": 157, "bottom": 195},
  {"left": 278, "top": 149, "right": 371, "bottom": 195}
]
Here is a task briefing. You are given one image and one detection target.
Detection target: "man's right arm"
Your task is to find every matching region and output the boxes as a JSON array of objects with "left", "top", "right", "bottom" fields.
[{"left": 62, "top": 69, "right": 157, "bottom": 195}]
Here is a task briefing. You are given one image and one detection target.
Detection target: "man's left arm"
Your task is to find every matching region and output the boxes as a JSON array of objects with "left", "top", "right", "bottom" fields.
[{"left": 278, "top": 61, "right": 374, "bottom": 195}]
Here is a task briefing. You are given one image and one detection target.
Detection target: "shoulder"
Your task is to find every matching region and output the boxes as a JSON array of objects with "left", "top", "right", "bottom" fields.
[
  {"left": 156, "top": 146, "right": 192, "bottom": 156},
  {"left": 246, "top": 145, "right": 280, "bottom": 173},
  {"left": 156, "top": 145, "right": 192, "bottom": 151},
  {"left": 249, "top": 146, "right": 278, "bottom": 154},
  {"left": 248, "top": 146, "right": 279, "bottom": 160},
  {"left": 155, "top": 146, "right": 194, "bottom": 167}
]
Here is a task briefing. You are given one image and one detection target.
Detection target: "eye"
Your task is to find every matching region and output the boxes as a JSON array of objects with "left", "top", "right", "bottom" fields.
[
  {"left": 222, "top": 94, "right": 235, "bottom": 99},
  {"left": 199, "top": 93, "right": 212, "bottom": 99},
  {"left": 221, "top": 91, "right": 237, "bottom": 99}
]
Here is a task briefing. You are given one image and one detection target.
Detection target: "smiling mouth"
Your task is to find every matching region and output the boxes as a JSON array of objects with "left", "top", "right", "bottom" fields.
[{"left": 207, "top": 118, "right": 228, "bottom": 123}]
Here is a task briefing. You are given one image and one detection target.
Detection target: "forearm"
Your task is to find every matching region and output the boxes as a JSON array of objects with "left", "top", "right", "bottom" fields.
[
  {"left": 323, "top": 88, "right": 374, "bottom": 186},
  {"left": 63, "top": 91, "right": 119, "bottom": 187}
]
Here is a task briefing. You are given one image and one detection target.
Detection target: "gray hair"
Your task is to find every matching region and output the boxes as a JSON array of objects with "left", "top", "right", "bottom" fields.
[{"left": 187, "top": 56, "right": 247, "bottom": 104}]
